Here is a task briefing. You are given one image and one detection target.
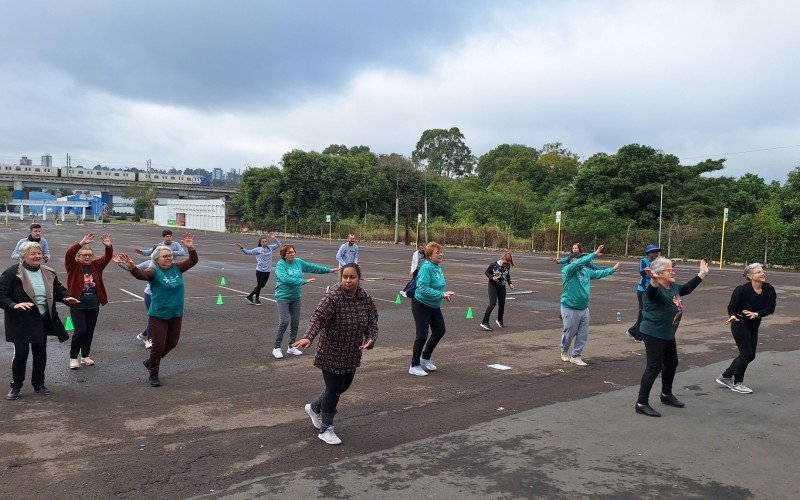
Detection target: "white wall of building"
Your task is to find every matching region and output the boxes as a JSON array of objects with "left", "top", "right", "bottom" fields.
[{"left": 153, "top": 198, "right": 226, "bottom": 232}]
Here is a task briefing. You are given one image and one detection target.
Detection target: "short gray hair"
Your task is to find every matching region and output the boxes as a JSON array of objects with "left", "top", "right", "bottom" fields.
[
  {"left": 743, "top": 263, "right": 763, "bottom": 279},
  {"left": 18, "top": 241, "right": 43, "bottom": 260},
  {"left": 150, "top": 245, "right": 172, "bottom": 267},
  {"left": 649, "top": 256, "right": 672, "bottom": 274}
]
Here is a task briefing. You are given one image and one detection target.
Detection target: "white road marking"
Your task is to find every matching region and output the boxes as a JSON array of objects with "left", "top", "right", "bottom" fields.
[
  {"left": 119, "top": 288, "right": 144, "bottom": 300},
  {"left": 217, "top": 285, "right": 277, "bottom": 303}
]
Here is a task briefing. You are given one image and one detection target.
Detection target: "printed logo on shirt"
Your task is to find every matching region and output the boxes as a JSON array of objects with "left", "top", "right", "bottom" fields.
[
  {"left": 83, "top": 273, "right": 97, "bottom": 294},
  {"left": 672, "top": 294, "right": 684, "bottom": 324}
]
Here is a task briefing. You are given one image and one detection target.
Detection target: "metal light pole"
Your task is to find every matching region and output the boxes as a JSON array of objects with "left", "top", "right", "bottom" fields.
[
  {"left": 394, "top": 173, "right": 399, "bottom": 244},
  {"left": 423, "top": 169, "right": 428, "bottom": 242},
  {"left": 658, "top": 183, "right": 664, "bottom": 249}
]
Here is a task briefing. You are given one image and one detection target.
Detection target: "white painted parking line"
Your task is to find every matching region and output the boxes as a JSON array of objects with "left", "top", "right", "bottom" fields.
[
  {"left": 217, "top": 285, "right": 277, "bottom": 303},
  {"left": 119, "top": 288, "right": 144, "bottom": 300}
]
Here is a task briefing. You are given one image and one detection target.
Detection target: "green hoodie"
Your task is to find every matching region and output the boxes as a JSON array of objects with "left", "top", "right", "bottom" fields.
[
  {"left": 274, "top": 258, "right": 332, "bottom": 302},
  {"left": 560, "top": 252, "right": 616, "bottom": 310}
]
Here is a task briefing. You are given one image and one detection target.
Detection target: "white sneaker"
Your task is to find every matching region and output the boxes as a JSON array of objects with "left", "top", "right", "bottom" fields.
[
  {"left": 144, "top": 339, "right": 153, "bottom": 349},
  {"left": 569, "top": 356, "right": 588, "bottom": 367},
  {"left": 731, "top": 382, "right": 753, "bottom": 394},
  {"left": 69, "top": 358, "right": 80, "bottom": 370},
  {"left": 560, "top": 349, "right": 570, "bottom": 362},
  {"left": 305, "top": 403, "right": 322, "bottom": 429},
  {"left": 318, "top": 427, "right": 342, "bottom": 445},
  {"left": 136, "top": 332, "right": 147, "bottom": 343},
  {"left": 420, "top": 358, "right": 437, "bottom": 372},
  {"left": 80, "top": 356, "right": 95, "bottom": 366},
  {"left": 287, "top": 347, "right": 303, "bottom": 356},
  {"left": 715, "top": 375, "right": 734, "bottom": 389},
  {"left": 408, "top": 365, "right": 428, "bottom": 377},
  {"left": 399, "top": 290, "right": 407, "bottom": 298},
  {"left": 272, "top": 348, "right": 284, "bottom": 359}
]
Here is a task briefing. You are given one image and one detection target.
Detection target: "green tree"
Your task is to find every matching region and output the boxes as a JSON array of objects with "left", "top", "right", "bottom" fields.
[
  {"left": 322, "top": 144, "right": 373, "bottom": 157},
  {"left": 231, "top": 166, "right": 285, "bottom": 225},
  {"left": 476, "top": 144, "right": 540, "bottom": 185},
  {"left": 412, "top": 127, "right": 476, "bottom": 178},
  {"left": 124, "top": 182, "right": 158, "bottom": 219}
]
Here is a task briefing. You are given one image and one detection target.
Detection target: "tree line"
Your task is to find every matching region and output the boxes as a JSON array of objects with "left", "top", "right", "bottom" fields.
[{"left": 231, "top": 128, "right": 800, "bottom": 266}]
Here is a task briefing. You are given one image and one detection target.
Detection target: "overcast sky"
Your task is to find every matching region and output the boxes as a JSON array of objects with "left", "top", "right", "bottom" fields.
[{"left": 1, "top": 0, "right": 798, "bottom": 182}]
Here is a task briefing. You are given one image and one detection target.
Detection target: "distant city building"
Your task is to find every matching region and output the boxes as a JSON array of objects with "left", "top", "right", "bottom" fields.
[
  {"left": 41, "top": 154, "right": 52, "bottom": 168},
  {"left": 20, "top": 156, "right": 32, "bottom": 166},
  {"left": 213, "top": 167, "right": 224, "bottom": 180}
]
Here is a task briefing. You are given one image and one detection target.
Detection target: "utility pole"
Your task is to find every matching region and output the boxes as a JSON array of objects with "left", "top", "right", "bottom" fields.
[{"left": 394, "top": 173, "right": 399, "bottom": 244}]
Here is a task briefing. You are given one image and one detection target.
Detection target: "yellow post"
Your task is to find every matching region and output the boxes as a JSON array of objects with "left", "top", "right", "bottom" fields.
[
  {"left": 555, "top": 211, "right": 563, "bottom": 258},
  {"left": 719, "top": 207, "right": 728, "bottom": 269}
]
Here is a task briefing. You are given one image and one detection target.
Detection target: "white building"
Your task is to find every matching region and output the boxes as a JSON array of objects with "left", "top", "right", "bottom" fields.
[{"left": 153, "top": 198, "right": 226, "bottom": 232}]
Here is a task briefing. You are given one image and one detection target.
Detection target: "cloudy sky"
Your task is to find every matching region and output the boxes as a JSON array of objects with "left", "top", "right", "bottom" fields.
[{"left": 1, "top": 0, "right": 798, "bottom": 182}]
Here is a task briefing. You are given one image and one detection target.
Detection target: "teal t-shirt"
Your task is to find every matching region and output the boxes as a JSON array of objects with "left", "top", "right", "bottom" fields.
[
  {"left": 415, "top": 261, "right": 446, "bottom": 308},
  {"left": 148, "top": 264, "right": 185, "bottom": 319}
]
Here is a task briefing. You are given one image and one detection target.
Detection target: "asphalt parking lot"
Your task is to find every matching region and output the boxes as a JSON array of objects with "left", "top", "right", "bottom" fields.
[{"left": 1, "top": 220, "right": 799, "bottom": 498}]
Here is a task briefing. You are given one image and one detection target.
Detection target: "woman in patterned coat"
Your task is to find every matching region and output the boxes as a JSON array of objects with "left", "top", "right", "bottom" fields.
[{"left": 292, "top": 263, "right": 378, "bottom": 445}]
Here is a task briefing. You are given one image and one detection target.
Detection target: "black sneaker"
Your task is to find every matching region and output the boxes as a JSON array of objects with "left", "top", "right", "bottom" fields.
[
  {"left": 33, "top": 384, "right": 51, "bottom": 395},
  {"left": 479, "top": 323, "right": 493, "bottom": 331},
  {"left": 495, "top": 319, "right": 505, "bottom": 329},
  {"left": 245, "top": 296, "right": 256, "bottom": 305},
  {"left": 149, "top": 375, "right": 161, "bottom": 387},
  {"left": 6, "top": 388, "right": 20, "bottom": 400},
  {"left": 254, "top": 300, "right": 262, "bottom": 306}
]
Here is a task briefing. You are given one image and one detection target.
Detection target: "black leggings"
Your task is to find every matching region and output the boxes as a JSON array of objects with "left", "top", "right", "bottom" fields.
[
  {"left": 722, "top": 321, "right": 759, "bottom": 383},
  {"left": 248, "top": 271, "right": 271, "bottom": 301},
  {"left": 311, "top": 370, "right": 355, "bottom": 431},
  {"left": 411, "top": 298, "right": 446, "bottom": 366},
  {"left": 482, "top": 284, "right": 506, "bottom": 324},
  {"left": 11, "top": 341, "right": 47, "bottom": 389},
  {"left": 637, "top": 334, "right": 679, "bottom": 404},
  {"left": 627, "top": 290, "right": 644, "bottom": 339},
  {"left": 70, "top": 307, "right": 100, "bottom": 358}
]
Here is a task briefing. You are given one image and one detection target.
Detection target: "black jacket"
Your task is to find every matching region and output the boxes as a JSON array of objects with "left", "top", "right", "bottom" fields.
[{"left": 0, "top": 263, "right": 71, "bottom": 344}]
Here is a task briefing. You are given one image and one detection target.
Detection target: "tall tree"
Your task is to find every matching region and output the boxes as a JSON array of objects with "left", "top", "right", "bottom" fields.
[
  {"left": 412, "top": 127, "right": 476, "bottom": 178},
  {"left": 322, "top": 144, "right": 373, "bottom": 157},
  {"left": 477, "top": 143, "right": 540, "bottom": 186},
  {"left": 124, "top": 182, "right": 159, "bottom": 218}
]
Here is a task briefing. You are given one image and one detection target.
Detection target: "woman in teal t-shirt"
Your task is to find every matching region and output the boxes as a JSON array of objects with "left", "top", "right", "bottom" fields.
[
  {"left": 635, "top": 256, "right": 708, "bottom": 417},
  {"left": 272, "top": 244, "right": 336, "bottom": 360},
  {"left": 118, "top": 233, "right": 198, "bottom": 388},
  {"left": 408, "top": 242, "right": 455, "bottom": 377}
]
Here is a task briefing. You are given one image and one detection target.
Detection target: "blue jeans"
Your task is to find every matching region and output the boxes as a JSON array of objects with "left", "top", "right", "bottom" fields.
[
  {"left": 275, "top": 299, "right": 301, "bottom": 348},
  {"left": 560, "top": 306, "right": 590, "bottom": 356}
]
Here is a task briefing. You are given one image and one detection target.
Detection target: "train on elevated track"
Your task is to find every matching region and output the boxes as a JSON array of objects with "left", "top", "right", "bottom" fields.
[{"left": 0, "top": 164, "right": 210, "bottom": 186}]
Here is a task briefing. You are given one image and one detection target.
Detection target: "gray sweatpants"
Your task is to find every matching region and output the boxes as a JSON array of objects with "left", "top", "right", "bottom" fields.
[
  {"left": 275, "top": 299, "right": 301, "bottom": 348},
  {"left": 560, "top": 306, "right": 590, "bottom": 357}
]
